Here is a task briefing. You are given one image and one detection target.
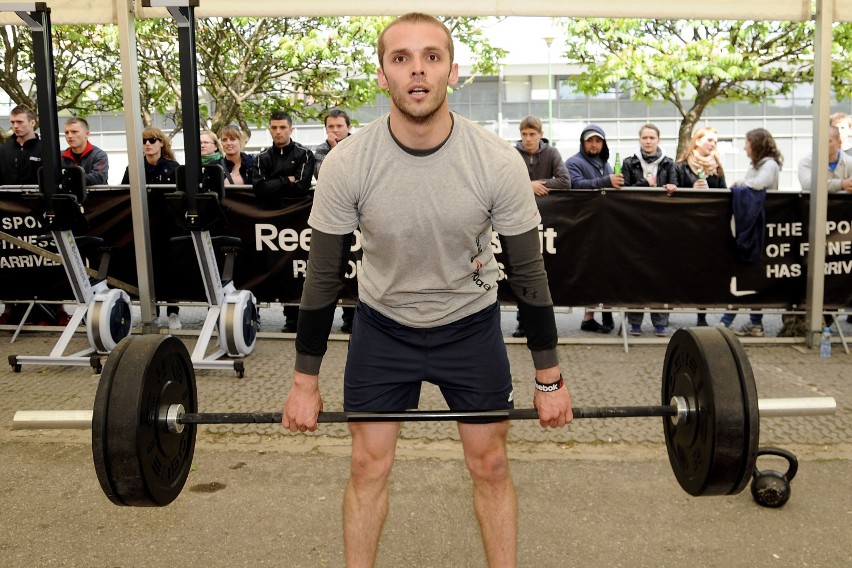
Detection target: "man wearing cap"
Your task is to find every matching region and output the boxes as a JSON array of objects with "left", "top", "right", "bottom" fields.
[{"left": 565, "top": 124, "right": 623, "bottom": 333}]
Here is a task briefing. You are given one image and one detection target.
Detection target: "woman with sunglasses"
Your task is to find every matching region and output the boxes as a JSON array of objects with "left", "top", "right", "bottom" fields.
[
  {"left": 121, "top": 127, "right": 180, "bottom": 185},
  {"left": 121, "top": 127, "right": 182, "bottom": 329}
]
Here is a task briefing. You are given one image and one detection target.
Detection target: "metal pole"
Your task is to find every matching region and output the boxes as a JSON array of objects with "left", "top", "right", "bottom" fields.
[
  {"left": 544, "top": 36, "right": 554, "bottom": 143},
  {"left": 805, "top": 0, "right": 834, "bottom": 347}
]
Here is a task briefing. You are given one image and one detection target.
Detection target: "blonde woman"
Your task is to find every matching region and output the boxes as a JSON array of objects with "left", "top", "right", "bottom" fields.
[
  {"left": 218, "top": 125, "right": 255, "bottom": 185},
  {"left": 674, "top": 127, "right": 727, "bottom": 189}
]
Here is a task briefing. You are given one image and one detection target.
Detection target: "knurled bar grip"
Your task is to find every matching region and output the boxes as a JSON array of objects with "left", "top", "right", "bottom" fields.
[{"left": 10, "top": 397, "right": 837, "bottom": 429}]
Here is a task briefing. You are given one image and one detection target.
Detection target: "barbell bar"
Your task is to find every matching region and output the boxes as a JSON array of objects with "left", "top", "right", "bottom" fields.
[
  {"left": 9, "top": 329, "right": 839, "bottom": 507},
  {"left": 12, "top": 396, "right": 836, "bottom": 431}
]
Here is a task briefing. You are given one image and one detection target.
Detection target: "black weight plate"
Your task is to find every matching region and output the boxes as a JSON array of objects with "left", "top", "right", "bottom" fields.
[
  {"left": 717, "top": 327, "right": 760, "bottom": 495},
  {"left": 109, "top": 297, "right": 132, "bottom": 344},
  {"left": 241, "top": 299, "right": 258, "bottom": 350},
  {"left": 95, "top": 335, "right": 197, "bottom": 506},
  {"left": 662, "top": 327, "right": 747, "bottom": 496},
  {"left": 92, "top": 334, "right": 135, "bottom": 505}
]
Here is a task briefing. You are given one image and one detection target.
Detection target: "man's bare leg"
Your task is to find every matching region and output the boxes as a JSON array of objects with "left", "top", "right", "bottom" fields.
[
  {"left": 458, "top": 420, "right": 517, "bottom": 567},
  {"left": 343, "top": 422, "right": 401, "bottom": 567}
]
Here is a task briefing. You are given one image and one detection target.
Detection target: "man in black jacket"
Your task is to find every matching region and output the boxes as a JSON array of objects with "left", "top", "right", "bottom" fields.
[
  {"left": 0, "top": 105, "right": 70, "bottom": 326},
  {"left": 0, "top": 105, "right": 41, "bottom": 187},
  {"left": 253, "top": 111, "right": 315, "bottom": 333}
]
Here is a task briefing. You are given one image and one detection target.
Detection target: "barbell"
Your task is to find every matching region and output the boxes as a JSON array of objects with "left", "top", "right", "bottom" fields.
[{"left": 11, "top": 328, "right": 836, "bottom": 507}]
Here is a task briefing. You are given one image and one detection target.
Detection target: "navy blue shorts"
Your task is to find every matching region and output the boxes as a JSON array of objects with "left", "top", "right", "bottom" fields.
[{"left": 343, "top": 301, "right": 514, "bottom": 413}]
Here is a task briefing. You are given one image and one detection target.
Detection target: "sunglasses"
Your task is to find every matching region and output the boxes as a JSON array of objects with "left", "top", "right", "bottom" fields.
[{"left": 143, "top": 137, "right": 161, "bottom": 144}]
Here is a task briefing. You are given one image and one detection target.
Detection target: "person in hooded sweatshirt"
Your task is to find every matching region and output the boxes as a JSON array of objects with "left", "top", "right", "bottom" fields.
[
  {"left": 565, "top": 124, "right": 623, "bottom": 334},
  {"left": 509, "top": 116, "right": 571, "bottom": 338}
]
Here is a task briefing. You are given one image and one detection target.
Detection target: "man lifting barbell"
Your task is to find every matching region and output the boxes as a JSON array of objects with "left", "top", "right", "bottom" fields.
[{"left": 280, "top": 12, "right": 572, "bottom": 567}]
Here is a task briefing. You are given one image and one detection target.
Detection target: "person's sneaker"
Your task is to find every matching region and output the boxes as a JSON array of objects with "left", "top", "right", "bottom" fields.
[
  {"left": 281, "top": 321, "right": 297, "bottom": 333},
  {"left": 716, "top": 322, "right": 730, "bottom": 329},
  {"left": 512, "top": 325, "right": 526, "bottom": 338},
  {"left": 733, "top": 321, "right": 764, "bottom": 337},
  {"left": 696, "top": 313, "right": 708, "bottom": 327},
  {"left": 580, "top": 319, "right": 610, "bottom": 333},
  {"left": 156, "top": 314, "right": 168, "bottom": 328},
  {"left": 340, "top": 321, "right": 353, "bottom": 334},
  {"left": 654, "top": 325, "right": 667, "bottom": 337},
  {"left": 168, "top": 313, "right": 182, "bottom": 331},
  {"left": 628, "top": 324, "right": 642, "bottom": 336}
]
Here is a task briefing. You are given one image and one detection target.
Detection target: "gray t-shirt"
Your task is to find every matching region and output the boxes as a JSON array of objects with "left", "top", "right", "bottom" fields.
[{"left": 309, "top": 113, "right": 541, "bottom": 328}]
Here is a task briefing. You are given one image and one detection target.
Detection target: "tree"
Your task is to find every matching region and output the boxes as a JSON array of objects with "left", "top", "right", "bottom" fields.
[
  {"left": 1, "top": 24, "right": 120, "bottom": 117},
  {"left": 2, "top": 16, "right": 505, "bottom": 141},
  {"left": 558, "top": 19, "right": 852, "bottom": 156}
]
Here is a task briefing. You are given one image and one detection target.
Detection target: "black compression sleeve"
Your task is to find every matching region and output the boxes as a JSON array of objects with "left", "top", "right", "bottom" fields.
[
  {"left": 501, "top": 229, "right": 559, "bottom": 368},
  {"left": 294, "top": 230, "right": 353, "bottom": 375}
]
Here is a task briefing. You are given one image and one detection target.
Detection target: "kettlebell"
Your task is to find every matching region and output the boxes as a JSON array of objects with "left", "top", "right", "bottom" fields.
[{"left": 751, "top": 447, "right": 798, "bottom": 508}]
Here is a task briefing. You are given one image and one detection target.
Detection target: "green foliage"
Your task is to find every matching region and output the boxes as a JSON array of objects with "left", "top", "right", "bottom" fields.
[
  {"left": 558, "top": 18, "right": 852, "bottom": 154},
  {"left": 0, "top": 16, "right": 504, "bottom": 140}
]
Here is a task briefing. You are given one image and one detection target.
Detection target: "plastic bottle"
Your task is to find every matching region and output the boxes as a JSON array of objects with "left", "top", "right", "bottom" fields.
[
  {"left": 697, "top": 168, "right": 706, "bottom": 180},
  {"left": 820, "top": 326, "right": 832, "bottom": 358},
  {"left": 613, "top": 152, "right": 622, "bottom": 174}
]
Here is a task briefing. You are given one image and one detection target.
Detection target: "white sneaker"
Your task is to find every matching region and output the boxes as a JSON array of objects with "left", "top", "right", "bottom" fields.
[
  {"left": 168, "top": 313, "right": 182, "bottom": 331},
  {"left": 157, "top": 315, "right": 168, "bottom": 328}
]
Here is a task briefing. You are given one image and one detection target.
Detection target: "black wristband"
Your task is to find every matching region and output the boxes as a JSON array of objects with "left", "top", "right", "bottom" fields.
[{"left": 534, "top": 375, "right": 564, "bottom": 393}]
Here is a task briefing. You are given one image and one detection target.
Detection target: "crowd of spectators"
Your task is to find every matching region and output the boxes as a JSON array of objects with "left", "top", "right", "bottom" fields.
[{"left": 2, "top": 105, "right": 851, "bottom": 334}]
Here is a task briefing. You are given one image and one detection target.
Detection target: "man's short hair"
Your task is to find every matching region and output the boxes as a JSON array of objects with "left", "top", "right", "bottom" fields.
[
  {"left": 377, "top": 13, "right": 454, "bottom": 67},
  {"left": 325, "top": 109, "right": 351, "bottom": 128},
  {"left": 829, "top": 125, "right": 841, "bottom": 141},
  {"left": 10, "top": 104, "right": 37, "bottom": 123},
  {"left": 519, "top": 116, "right": 543, "bottom": 133},
  {"left": 65, "top": 116, "right": 89, "bottom": 131},
  {"left": 830, "top": 112, "right": 851, "bottom": 127},
  {"left": 269, "top": 111, "right": 293, "bottom": 126}
]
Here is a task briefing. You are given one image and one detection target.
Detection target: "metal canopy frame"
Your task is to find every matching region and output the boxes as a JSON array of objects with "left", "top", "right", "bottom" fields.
[{"left": 0, "top": 0, "right": 846, "bottom": 347}]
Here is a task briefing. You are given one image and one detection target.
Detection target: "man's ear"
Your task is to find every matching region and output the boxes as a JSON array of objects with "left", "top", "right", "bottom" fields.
[{"left": 377, "top": 67, "right": 388, "bottom": 90}]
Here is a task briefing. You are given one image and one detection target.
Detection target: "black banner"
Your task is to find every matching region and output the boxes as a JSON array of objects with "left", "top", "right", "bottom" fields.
[{"left": 1, "top": 188, "right": 850, "bottom": 308}]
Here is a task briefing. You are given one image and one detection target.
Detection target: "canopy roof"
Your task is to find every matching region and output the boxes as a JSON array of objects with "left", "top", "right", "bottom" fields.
[{"left": 1, "top": 0, "right": 849, "bottom": 25}]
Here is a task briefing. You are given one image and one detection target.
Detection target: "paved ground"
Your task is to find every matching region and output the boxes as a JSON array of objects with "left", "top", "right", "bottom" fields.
[{"left": 1, "top": 307, "right": 849, "bottom": 567}]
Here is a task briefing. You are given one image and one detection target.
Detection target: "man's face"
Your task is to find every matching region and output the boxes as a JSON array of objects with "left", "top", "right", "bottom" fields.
[
  {"left": 10, "top": 113, "right": 35, "bottom": 140},
  {"left": 833, "top": 119, "right": 851, "bottom": 147},
  {"left": 520, "top": 128, "right": 543, "bottom": 153},
  {"left": 829, "top": 131, "right": 842, "bottom": 159},
  {"left": 325, "top": 116, "right": 351, "bottom": 142},
  {"left": 269, "top": 119, "right": 293, "bottom": 147},
  {"left": 376, "top": 21, "right": 458, "bottom": 124},
  {"left": 64, "top": 123, "right": 89, "bottom": 153},
  {"left": 583, "top": 135, "right": 604, "bottom": 157}
]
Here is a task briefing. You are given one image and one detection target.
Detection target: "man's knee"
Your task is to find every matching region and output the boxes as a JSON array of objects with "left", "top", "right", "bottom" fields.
[
  {"left": 349, "top": 423, "right": 399, "bottom": 485},
  {"left": 459, "top": 423, "right": 512, "bottom": 484},
  {"left": 465, "top": 445, "right": 511, "bottom": 484}
]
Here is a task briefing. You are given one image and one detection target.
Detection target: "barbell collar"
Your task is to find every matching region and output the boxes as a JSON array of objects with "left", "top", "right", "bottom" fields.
[{"left": 12, "top": 397, "right": 836, "bottom": 430}]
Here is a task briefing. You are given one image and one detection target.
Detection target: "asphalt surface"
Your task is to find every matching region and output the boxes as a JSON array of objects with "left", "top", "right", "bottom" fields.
[{"left": 1, "top": 306, "right": 849, "bottom": 567}]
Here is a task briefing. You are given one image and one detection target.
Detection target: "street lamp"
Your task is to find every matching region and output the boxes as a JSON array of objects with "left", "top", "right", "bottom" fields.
[{"left": 543, "top": 36, "right": 554, "bottom": 143}]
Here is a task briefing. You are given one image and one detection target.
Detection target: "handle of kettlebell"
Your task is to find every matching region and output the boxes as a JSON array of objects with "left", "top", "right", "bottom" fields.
[{"left": 755, "top": 447, "right": 798, "bottom": 482}]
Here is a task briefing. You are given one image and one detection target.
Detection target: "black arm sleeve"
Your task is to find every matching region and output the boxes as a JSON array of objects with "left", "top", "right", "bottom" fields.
[
  {"left": 500, "top": 228, "right": 559, "bottom": 370},
  {"left": 294, "top": 229, "right": 354, "bottom": 375}
]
